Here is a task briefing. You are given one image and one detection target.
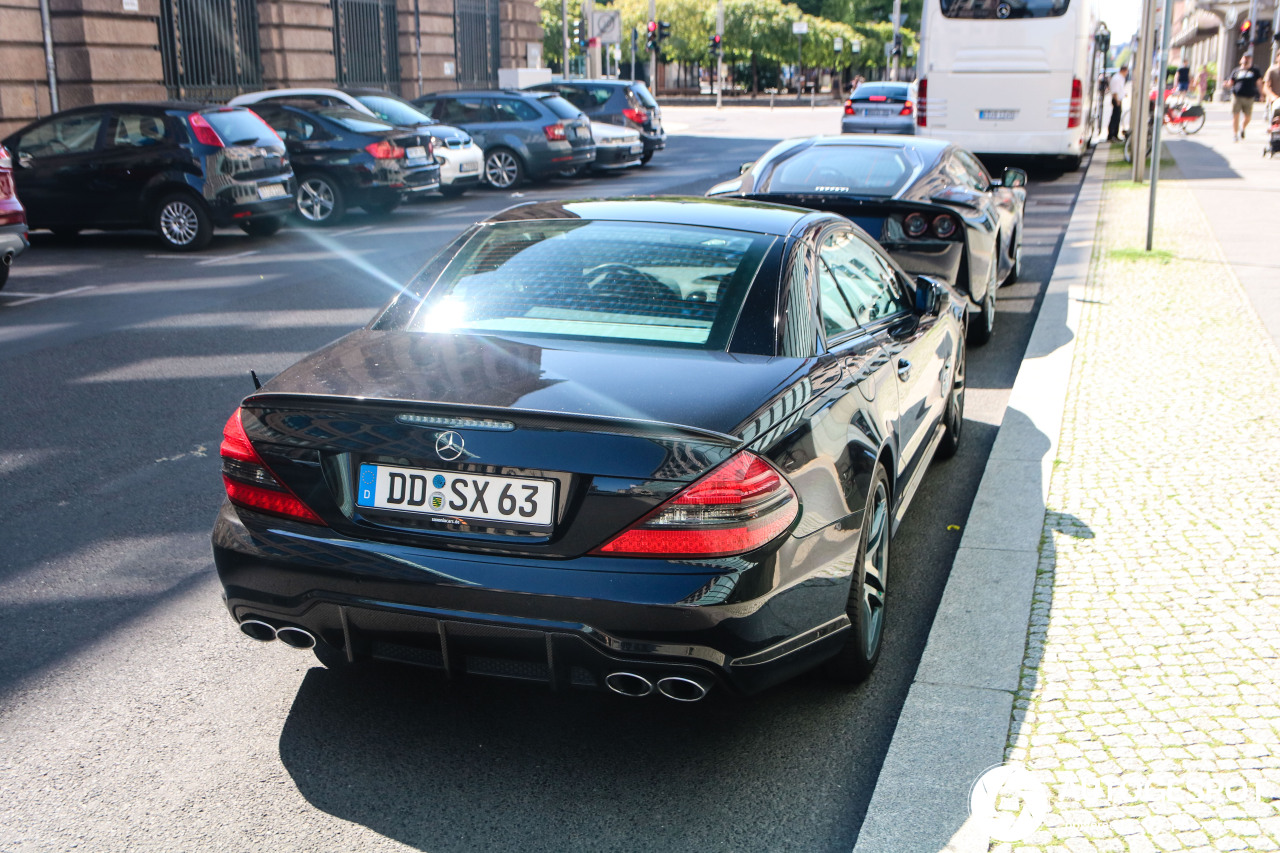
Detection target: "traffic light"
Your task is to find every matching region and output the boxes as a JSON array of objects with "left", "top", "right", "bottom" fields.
[
  {"left": 573, "top": 19, "right": 583, "bottom": 50},
  {"left": 646, "top": 20, "right": 657, "bottom": 51},
  {"left": 1238, "top": 20, "right": 1252, "bottom": 51},
  {"left": 709, "top": 33, "right": 722, "bottom": 56},
  {"left": 658, "top": 21, "right": 671, "bottom": 43},
  {"left": 891, "top": 32, "right": 903, "bottom": 57}
]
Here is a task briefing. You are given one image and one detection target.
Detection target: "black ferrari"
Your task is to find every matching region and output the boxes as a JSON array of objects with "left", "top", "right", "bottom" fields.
[
  {"left": 212, "top": 198, "right": 967, "bottom": 699},
  {"left": 707, "top": 135, "right": 1027, "bottom": 345}
]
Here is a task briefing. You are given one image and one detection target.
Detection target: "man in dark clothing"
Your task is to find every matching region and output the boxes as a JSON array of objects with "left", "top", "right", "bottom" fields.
[
  {"left": 1230, "top": 53, "right": 1263, "bottom": 141},
  {"left": 1108, "top": 65, "right": 1128, "bottom": 142}
]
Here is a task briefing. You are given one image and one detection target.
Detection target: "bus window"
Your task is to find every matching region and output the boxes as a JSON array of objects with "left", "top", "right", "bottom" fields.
[{"left": 940, "top": 0, "right": 1069, "bottom": 20}]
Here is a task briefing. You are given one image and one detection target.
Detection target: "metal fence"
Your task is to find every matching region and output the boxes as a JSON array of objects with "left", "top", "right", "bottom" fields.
[
  {"left": 333, "top": 0, "right": 401, "bottom": 90},
  {"left": 159, "top": 0, "right": 262, "bottom": 103},
  {"left": 454, "top": 0, "right": 499, "bottom": 89}
]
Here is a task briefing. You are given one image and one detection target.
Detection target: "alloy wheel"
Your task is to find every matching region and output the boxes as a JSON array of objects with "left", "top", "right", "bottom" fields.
[
  {"left": 485, "top": 151, "right": 520, "bottom": 188},
  {"left": 159, "top": 199, "right": 200, "bottom": 246},
  {"left": 859, "top": 479, "right": 890, "bottom": 659},
  {"left": 298, "top": 178, "right": 336, "bottom": 222}
]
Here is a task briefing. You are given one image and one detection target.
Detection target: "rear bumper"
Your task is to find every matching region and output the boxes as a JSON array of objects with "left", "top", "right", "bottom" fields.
[
  {"left": 212, "top": 502, "right": 854, "bottom": 697},
  {"left": 841, "top": 117, "right": 915, "bottom": 135},
  {"left": 0, "top": 222, "right": 29, "bottom": 260},
  {"left": 436, "top": 146, "right": 484, "bottom": 187},
  {"left": 592, "top": 143, "right": 644, "bottom": 170},
  {"left": 920, "top": 128, "right": 1086, "bottom": 157},
  {"left": 208, "top": 176, "right": 296, "bottom": 227},
  {"left": 535, "top": 144, "right": 596, "bottom": 178}
]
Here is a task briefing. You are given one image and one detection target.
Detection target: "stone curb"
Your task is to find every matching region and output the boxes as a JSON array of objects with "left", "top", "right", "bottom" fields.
[{"left": 851, "top": 149, "right": 1108, "bottom": 853}]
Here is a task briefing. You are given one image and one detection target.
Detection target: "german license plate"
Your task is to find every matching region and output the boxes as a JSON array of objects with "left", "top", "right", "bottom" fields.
[
  {"left": 630, "top": 143, "right": 643, "bottom": 154},
  {"left": 978, "top": 110, "right": 1018, "bottom": 121},
  {"left": 258, "top": 183, "right": 287, "bottom": 199},
  {"left": 459, "top": 162, "right": 478, "bottom": 173},
  {"left": 356, "top": 463, "right": 555, "bottom": 527}
]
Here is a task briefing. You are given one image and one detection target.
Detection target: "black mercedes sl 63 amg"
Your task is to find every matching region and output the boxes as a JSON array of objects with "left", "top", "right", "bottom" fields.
[{"left": 212, "top": 197, "right": 967, "bottom": 700}]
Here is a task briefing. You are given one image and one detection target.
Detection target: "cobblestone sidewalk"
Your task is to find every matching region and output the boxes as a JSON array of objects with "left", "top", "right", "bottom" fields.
[{"left": 993, "top": 151, "right": 1280, "bottom": 851}]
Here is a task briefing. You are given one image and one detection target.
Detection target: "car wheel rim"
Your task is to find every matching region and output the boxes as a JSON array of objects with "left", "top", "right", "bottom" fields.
[
  {"left": 948, "top": 347, "right": 966, "bottom": 442},
  {"left": 486, "top": 153, "right": 517, "bottom": 188},
  {"left": 160, "top": 200, "right": 199, "bottom": 246},
  {"left": 1013, "top": 242, "right": 1023, "bottom": 278},
  {"left": 298, "top": 179, "right": 335, "bottom": 222},
  {"left": 860, "top": 481, "right": 890, "bottom": 658}
]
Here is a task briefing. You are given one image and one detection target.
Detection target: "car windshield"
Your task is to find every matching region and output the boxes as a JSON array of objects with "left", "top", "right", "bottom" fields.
[
  {"left": 758, "top": 145, "right": 917, "bottom": 197},
  {"left": 630, "top": 82, "right": 660, "bottom": 109},
  {"left": 200, "top": 109, "right": 282, "bottom": 147},
  {"left": 540, "top": 95, "right": 583, "bottom": 120},
  {"left": 356, "top": 95, "right": 434, "bottom": 126},
  {"left": 399, "top": 220, "right": 773, "bottom": 348},
  {"left": 313, "top": 107, "right": 396, "bottom": 134},
  {"left": 850, "top": 84, "right": 911, "bottom": 102}
]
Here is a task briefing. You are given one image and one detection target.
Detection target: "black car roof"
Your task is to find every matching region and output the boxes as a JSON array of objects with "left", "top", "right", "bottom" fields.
[{"left": 484, "top": 197, "right": 830, "bottom": 238}]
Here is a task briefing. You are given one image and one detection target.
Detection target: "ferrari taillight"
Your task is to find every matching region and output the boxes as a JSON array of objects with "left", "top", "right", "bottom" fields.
[
  {"left": 220, "top": 409, "right": 325, "bottom": 524},
  {"left": 592, "top": 451, "right": 797, "bottom": 558}
]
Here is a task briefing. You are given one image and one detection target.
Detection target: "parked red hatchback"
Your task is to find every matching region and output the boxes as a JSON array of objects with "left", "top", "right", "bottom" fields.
[{"left": 0, "top": 143, "right": 28, "bottom": 291}]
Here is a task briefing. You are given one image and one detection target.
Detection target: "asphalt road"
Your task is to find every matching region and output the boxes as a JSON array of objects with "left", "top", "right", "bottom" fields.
[{"left": 0, "top": 107, "right": 1088, "bottom": 852}]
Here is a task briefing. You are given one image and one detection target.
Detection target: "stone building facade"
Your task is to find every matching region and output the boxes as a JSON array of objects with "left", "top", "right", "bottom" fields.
[{"left": 0, "top": 0, "right": 544, "bottom": 136}]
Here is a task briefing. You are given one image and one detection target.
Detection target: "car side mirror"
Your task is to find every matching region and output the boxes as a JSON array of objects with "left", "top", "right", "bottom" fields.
[
  {"left": 1001, "top": 167, "right": 1028, "bottom": 189},
  {"left": 913, "top": 275, "right": 946, "bottom": 316},
  {"left": 739, "top": 162, "right": 753, "bottom": 175}
]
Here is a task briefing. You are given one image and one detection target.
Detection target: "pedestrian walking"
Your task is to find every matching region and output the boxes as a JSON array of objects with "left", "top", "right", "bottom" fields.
[
  {"left": 1107, "top": 65, "right": 1128, "bottom": 142},
  {"left": 1230, "top": 53, "right": 1264, "bottom": 141},
  {"left": 1263, "top": 49, "right": 1280, "bottom": 103},
  {"left": 1175, "top": 57, "right": 1191, "bottom": 102},
  {"left": 1196, "top": 65, "right": 1210, "bottom": 101}
]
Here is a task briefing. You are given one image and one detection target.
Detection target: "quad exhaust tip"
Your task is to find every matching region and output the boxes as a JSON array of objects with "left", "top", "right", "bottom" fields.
[
  {"left": 238, "top": 619, "right": 316, "bottom": 650},
  {"left": 604, "top": 672, "right": 653, "bottom": 697},
  {"left": 605, "top": 672, "right": 711, "bottom": 701},
  {"left": 656, "top": 676, "right": 710, "bottom": 702}
]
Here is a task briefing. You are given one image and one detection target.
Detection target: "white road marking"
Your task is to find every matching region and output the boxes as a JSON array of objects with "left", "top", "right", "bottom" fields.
[
  {"left": 3, "top": 285, "right": 99, "bottom": 307},
  {"left": 197, "top": 250, "right": 259, "bottom": 266}
]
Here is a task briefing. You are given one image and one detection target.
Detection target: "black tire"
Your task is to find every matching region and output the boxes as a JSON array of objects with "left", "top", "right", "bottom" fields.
[
  {"left": 1063, "top": 154, "right": 1083, "bottom": 172},
  {"left": 0, "top": 260, "right": 8, "bottom": 291},
  {"left": 295, "top": 173, "right": 346, "bottom": 226},
  {"left": 640, "top": 150, "right": 654, "bottom": 165},
  {"left": 967, "top": 259, "right": 998, "bottom": 346},
  {"left": 825, "top": 462, "right": 892, "bottom": 683},
  {"left": 1003, "top": 229, "right": 1022, "bottom": 285},
  {"left": 154, "top": 192, "right": 213, "bottom": 251},
  {"left": 1182, "top": 113, "right": 1205, "bottom": 134},
  {"left": 238, "top": 216, "right": 284, "bottom": 237},
  {"left": 439, "top": 184, "right": 467, "bottom": 198},
  {"left": 937, "top": 336, "right": 967, "bottom": 459},
  {"left": 361, "top": 198, "right": 400, "bottom": 217},
  {"left": 483, "top": 147, "right": 524, "bottom": 189}
]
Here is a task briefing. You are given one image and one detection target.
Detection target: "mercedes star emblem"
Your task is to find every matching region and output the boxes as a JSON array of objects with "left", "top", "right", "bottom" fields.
[{"left": 435, "top": 430, "right": 465, "bottom": 461}]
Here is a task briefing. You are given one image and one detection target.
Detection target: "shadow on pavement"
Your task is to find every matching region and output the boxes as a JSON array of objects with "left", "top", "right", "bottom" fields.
[{"left": 1161, "top": 139, "right": 1240, "bottom": 180}]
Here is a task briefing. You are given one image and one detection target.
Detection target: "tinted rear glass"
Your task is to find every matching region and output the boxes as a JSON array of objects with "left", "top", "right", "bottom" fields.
[
  {"left": 540, "top": 95, "right": 583, "bottom": 120},
  {"left": 200, "top": 109, "right": 280, "bottom": 146},
  {"left": 630, "top": 82, "right": 660, "bottom": 109},
  {"left": 851, "top": 84, "right": 911, "bottom": 102},
  {"left": 356, "top": 95, "right": 433, "bottom": 126},
  {"left": 941, "top": 0, "right": 1068, "bottom": 18},
  {"left": 400, "top": 220, "right": 773, "bottom": 348},
  {"left": 313, "top": 107, "right": 396, "bottom": 134},
  {"left": 759, "top": 145, "right": 917, "bottom": 197}
]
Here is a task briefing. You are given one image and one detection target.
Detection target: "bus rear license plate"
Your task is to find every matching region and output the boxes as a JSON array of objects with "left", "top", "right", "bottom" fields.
[{"left": 979, "top": 110, "right": 1018, "bottom": 121}]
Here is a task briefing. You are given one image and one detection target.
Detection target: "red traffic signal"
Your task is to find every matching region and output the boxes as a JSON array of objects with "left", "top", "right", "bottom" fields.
[{"left": 647, "top": 20, "right": 657, "bottom": 33}]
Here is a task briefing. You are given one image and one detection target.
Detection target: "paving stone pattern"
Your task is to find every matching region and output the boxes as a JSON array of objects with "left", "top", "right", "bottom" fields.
[{"left": 992, "top": 156, "right": 1280, "bottom": 852}]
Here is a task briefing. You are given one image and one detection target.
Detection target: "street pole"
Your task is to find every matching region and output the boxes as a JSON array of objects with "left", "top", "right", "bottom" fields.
[
  {"left": 798, "top": 32, "right": 804, "bottom": 98},
  {"left": 649, "top": 0, "right": 657, "bottom": 92},
  {"left": 1131, "top": 0, "right": 1157, "bottom": 182},
  {"left": 1147, "top": 0, "right": 1174, "bottom": 250},
  {"left": 890, "top": 0, "right": 902, "bottom": 82},
  {"left": 414, "top": 0, "right": 423, "bottom": 97},
  {"left": 716, "top": 0, "right": 724, "bottom": 109},
  {"left": 630, "top": 27, "right": 637, "bottom": 82},
  {"left": 562, "top": 0, "right": 570, "bottom": 78}
]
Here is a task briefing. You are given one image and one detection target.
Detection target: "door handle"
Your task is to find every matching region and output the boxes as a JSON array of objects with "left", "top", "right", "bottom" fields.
[{"left": 896, "top": 358, "right": 911, "bottom": 381}]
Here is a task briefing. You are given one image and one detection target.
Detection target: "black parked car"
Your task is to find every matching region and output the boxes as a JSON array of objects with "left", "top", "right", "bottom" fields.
[
  {"left": 707, "top": 136, "right": 1026, "bottom": 344},
  {"left": 527, "top": 79, "right": 666, "bottom": 164},
  {"left": 212, "top": 197, "right": 967, "bottom": 699},
  {"left": 1, "top": 102, "right": 294, "bottom": 250},
  {"left": 412, "top": 90, "right": 594, "bottom": 189},
  {"left": 249, "top": 102, "right": 440, "bottom": 226}
]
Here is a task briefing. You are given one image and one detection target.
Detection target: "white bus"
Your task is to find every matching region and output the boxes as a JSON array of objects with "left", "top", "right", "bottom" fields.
[{"left": 915, "top": 0, "right": 1108, "bottom": 170}]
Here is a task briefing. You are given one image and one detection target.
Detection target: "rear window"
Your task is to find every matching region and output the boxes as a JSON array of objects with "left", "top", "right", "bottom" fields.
[
  {"left": 941, "top": 0, "right": 1069, "bottom": 19},
  {"left": 400, "top": 220, "right": 774, "bottom": 348},
  {"left": 850, "top": 84, "right": 911, "bottom": 102},
  {"left": 356, "top": 95, "right": 433, "bottom": 126},
  {"left": 629, "top": 82, "right": 660, "bottom": 109},
  {"left": 198, "top": 109, "right": 280, "bottom": 146},
  {"left": 311, "top": 107, "right": 396, "bottom": 134},
  {"left": 540, "top": 95, "right": 584, "bottom": 120},
  {"left": 759, "top": 145, "right": 917, "bottom": 198}
]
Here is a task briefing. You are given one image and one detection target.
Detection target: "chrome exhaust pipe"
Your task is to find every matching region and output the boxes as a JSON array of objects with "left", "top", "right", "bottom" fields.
[
  {"left": 604, "top": 672, "right": 654, "bottom": 697},
  {"left": 656, "top": 676, "right": 710, "bottom": 702},
  {"left": 274, "top": 626, "right": 316, "bottom": 650},
  {"left": 239, "top": 619, "right": 277, "bottom": 642},
  {"left": 1, "top": 252, "right": 12, "bottom": 268}
]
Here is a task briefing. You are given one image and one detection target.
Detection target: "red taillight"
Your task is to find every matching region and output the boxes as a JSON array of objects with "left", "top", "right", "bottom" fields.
[
  {"left": 0, "top": 145, "right": 11, "bottom": 169},
  {"left": 844, "top": 101, "right": 854, "bottom": 115},
  {"left": 622, "top": 107, "right": 648, "bottom": 125},
  {"left": 903, "top": 212, "right": 929, "bottom": 237},
  {"left": 1068, "top": 77, "right": 1082, "bottom": 128},
  {"left": 220, "top": 410, "right": 325, "bottom": 525},
  {"left": 364, "top": 139, "right": 404, "bottom": 159},
  {"left": 188, "top": 113, "right": 224, "bottom": 147},
  {"left": 592, "top": 451, "right": 798, "bottom": 558},
  {"left": 916, "top": 78, "right": 927, "bottom": 127},
  {"left": 899, "top": 100, "right": 914, "bottom": 117},
  {"left": 0, "top": 210, "right": 25, "bottom": 226},
  {"left": 932, "top": 214, "right": 958, "bottom": 239},
  {"left": 543, "top": 123, "right": 568, "bottom": 142}
]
